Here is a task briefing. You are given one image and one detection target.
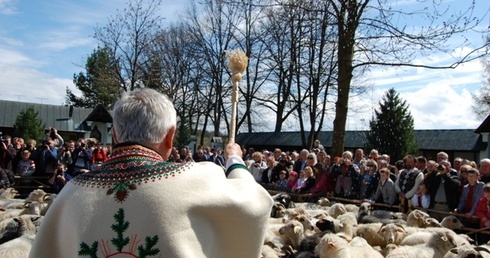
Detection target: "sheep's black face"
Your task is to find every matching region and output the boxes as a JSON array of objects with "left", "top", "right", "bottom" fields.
[{"left": 316, "top": 219, "right": 334, "bottom": 232}]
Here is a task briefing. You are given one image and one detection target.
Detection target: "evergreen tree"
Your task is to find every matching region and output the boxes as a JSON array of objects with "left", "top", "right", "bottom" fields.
[
  {"left": 66, "top": 46, "right": 121, "bottom": 109},
  {"left": 13, "top": 106, "right": 45, "bottom": 141},
  {"left": 174, "top": 121, "right": 192, "bottom": 150},
  {"left": 366, "top": 88, "right": 418, "bottom": 162}
]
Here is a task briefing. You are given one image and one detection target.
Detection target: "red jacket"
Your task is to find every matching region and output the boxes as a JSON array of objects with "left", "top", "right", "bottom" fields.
[
  {"left": 474, "top": 196, "right": 490, "bottom": 227},
  {"left": 91, "top": 148, "right": 107, "bottom": 163}
]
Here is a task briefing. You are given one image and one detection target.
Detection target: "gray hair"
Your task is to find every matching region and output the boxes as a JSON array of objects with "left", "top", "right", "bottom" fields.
[
  {"left": 481, "top": 158, "right": 490, "bottom": 165},
  {"left": 112, "top": 88, "right": 177, "bottom": 146}
]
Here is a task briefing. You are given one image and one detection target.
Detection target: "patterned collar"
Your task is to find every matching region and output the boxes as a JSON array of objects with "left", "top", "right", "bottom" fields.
[{"left": 72, "top": 143, "right": 192, "bottom": 202}]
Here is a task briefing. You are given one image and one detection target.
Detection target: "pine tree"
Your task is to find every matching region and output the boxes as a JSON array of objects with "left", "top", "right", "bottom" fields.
[
  {"left": 175, "top": 121, "right": 192, "bottom": 150},
  {"left": 366, "top": 88, "right": 418, "bottom": 162},
  {"left": 13, "top": 106, "right": 45, "bottom": 141},
  {"left": 66, "top": 46, "right": 121, "bottom": 109}
]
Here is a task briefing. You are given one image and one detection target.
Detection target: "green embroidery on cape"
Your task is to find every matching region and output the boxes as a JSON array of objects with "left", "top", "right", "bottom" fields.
[{"left": 79, "top": 208, "right": 160, "bottom": 257}]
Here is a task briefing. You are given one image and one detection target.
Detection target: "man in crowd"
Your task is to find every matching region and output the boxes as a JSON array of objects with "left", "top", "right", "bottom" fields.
[
  {"left": 30, "top": 88, "right": 273, "bottom": 258},
  {"left": 395, "top": 155, "right": 424, "bottom": 212},
  {"left": 480, "top": 158, "right": 490, "bottom": 183},
  {"left": 424, "top": 160, "right": 461, "bottom": 221}
]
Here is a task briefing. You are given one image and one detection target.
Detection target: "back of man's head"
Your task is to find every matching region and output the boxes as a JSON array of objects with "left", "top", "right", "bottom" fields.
[{"left": 113, "top": 88, "right": 176, "bottom": 146}]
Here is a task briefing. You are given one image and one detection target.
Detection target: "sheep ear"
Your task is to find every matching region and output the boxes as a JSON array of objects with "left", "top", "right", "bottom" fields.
[
  {"left": 31, "top": 216, "right": 41, "bottom": 222},
  {"left": 294, "top": 226, "right": 301, "bottom": 234},
  {"left": 441, "top": 235, "right": 448, "bottom": 242},
  {"left": 13, "top": 217, "right": 22, "bottom": 223},
  {"left": 328, "top": 242, "right": 337, "bottom": 248},
  {"left": 396, "top": 227, "right": 406, "bottom": 233},
  {"left": 413, "top": 210, "right": 421, "bottom": 219},
  {"left": 450, "top": 248, "right": 459, "bottom": 254},
  {"left": 338, "top": 222, "right": 344, "bottom": 228}
]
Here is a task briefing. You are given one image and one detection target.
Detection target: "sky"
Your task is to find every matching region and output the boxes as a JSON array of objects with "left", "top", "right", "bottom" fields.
[{"left": 0, "top": 0, "right": 489, "bottom": 132}]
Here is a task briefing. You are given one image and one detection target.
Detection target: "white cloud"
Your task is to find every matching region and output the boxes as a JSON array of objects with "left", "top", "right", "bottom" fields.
[
  {"left": 0, "top": 0, "right": 17, "bottom": 15},
  {"left": 0, "top": 64, "right": 76, "bottom": 105}
]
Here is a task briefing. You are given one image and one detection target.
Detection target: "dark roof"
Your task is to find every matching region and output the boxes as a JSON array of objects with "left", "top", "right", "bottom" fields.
[
  {"left": 236, "top": 131, "right": 368, "bottom": 149},
  {"left": 414, "top": 129, "right": 485, "bottom": 151},
  {"left": 0, "top": 100, "right": 93, "bottom": 132},
  {"left": 83, "top": 104, "right": 113, "bottom": 123},
  {"left": 236, "top": 129, "right": 486, "bottom": 152},
  {"left": 475, "top": 113, "right": 490, "bottom": 133}
]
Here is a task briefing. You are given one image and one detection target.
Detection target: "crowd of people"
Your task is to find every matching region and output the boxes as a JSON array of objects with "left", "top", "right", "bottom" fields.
[
  {"left": 0, "top": 129, "right": 111, "bottom": 194},
  {"left": 224, "top": 142, "right": 490, "bottom": 228},
  {"left": 2, "top": 125, "right": 490, "bottom": 229}
]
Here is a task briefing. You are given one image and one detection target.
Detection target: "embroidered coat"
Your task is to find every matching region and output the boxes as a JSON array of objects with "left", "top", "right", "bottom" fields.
[{"left": 29, "top": 143, "right": 273, "bottom": 258}]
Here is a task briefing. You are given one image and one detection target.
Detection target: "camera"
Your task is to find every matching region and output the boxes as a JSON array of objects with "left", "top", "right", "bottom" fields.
[
  {"left": 437, "top": 165, "right": 444, "bottom": 171},
  {"left": 56, "top": 169, "right": 63, "bottom": 176}
]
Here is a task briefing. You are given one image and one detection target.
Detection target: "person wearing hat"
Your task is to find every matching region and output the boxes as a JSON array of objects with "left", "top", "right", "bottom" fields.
[{"left": 287, "top": 171, "right": 299, "bottom": 191}]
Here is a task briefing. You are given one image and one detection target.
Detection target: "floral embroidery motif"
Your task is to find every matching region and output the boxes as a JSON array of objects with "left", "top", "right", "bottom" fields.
[
  {"left": 72, "top": 145, "right": 192, "bottom": 202},
  {"left": 79, "top": 208, "right": 160, "bottom": 258}
]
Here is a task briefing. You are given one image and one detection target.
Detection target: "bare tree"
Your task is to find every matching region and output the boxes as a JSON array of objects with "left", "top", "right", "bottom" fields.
[
  {"left": 183, "top": 0, "right": 243, "bottom": 144},
  {"left": 329, "top": 0, "right": 489, "bottom": 156},
  {"left": 94, "top": 0, "right": 164, "bottom": 92},
  {"left": 473, "top": 36, "right": 490, "bottom": 119},
  {"left": 152, "top": 23, "right": 207, "bottom": 134}
]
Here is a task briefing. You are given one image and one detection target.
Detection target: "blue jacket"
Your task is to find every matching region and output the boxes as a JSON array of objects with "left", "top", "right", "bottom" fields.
[{"left": 457, "top": 181, "right": 484, "bottom": 215}]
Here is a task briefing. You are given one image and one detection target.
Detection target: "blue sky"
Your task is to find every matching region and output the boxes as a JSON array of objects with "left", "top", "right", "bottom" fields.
[{"left": 0, "top": 0, "right": 488, "bottom": 131}]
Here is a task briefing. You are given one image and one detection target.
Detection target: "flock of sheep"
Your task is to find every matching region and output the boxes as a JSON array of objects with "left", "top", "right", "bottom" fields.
[
  {"left": 0, "top": 188, "right": 56, "bottom": 258},
  {"left": 1, "top": 187, "right": 489, "bottom": 258},
  {"left": 264, "top": 192, "right": 490, "bottom": 258}
]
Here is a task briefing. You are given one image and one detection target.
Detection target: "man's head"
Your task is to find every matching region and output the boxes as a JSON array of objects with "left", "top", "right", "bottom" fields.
[
  {"left": 21, "top": 150, "right": 31, "bottom": 161},
  {"left": 466, "top": 168, "right": 479, "bottom": 185},
  {"left": 403, "top": 155, "right": 416, "bottom": 169},
  {"left": 483, "top": 183, "right": 490, "bottom": 199},
  {"left": 416, "top": 156, "right": 427, "bottom": 171},
  {"left": 112, "top": 88, "right": 177, "bottom": 159},
  {"left": 480, "top": 159, "right": 490, "bottom": 176},
  {"left": 437, "top": 152, "right": 449, "bottom": 163},
  {"left": 354, "top": 149, "right": 364, "bottom": 162},
  {"left": 453, "top": 157, "right": 463, "bottom": 171}
]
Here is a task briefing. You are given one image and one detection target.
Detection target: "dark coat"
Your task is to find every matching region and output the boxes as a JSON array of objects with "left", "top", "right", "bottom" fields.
[{"left": 424, "top": 171, "right": 461, "bottom": 211}]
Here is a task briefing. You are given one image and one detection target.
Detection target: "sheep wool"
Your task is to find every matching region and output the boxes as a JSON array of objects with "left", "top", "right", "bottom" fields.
[{"left": 29, "top": 143, "right": 273, "bottom": 258}]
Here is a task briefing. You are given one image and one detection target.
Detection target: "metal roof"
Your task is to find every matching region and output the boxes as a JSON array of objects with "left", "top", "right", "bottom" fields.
[
  {"left": 236, "top": 129, "right": 485, "bottom": 152},
  {"left": 0, "top": 100, "right": 94, "bottom": 132}
]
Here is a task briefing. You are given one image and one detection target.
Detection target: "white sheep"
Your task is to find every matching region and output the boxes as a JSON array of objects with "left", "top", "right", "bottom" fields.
[
  {"left": 402, "top": 230, "right": 472, "bottom": 247},
  {"left": 261, "top": 244, "right": 282, "bottom": 258},
  {"left": 406, "top": 209, "right": 431, "bottom": 227},
  {"left": 1, "top": 190, "right": 51, "bottom": 210},
  {"left": 440, "top": 215, "right": 463, "bottom": 230},
  {"left": 344, "top": 204, "right": 359, "bottom": 215},
  {"left": 317, "top": 197, "right": 330, "bottom": 206},
  {"left": 0, "top": 215, "right": 40, "bottom": 234},
  {"left": 0, "top": 234, "right": 36, "bottom": 258},
  {"left": 0, "top": 188, "right": 18, "bottom": 200},
  {"left": 354, "top": 222, "right": 405, "bottom": 247},
  {"left": 0, "top": 215, "right": 39, "bottom": 244},
  {"left": 314, "top": 233, "right": 383, "bottom": 258},
  {"left": 443, "top": 244, "right": 490, "bottom": 258},
  {"left": 386, "top": 231, "right": 458, "bottom": 258},
  {"left": 278, "top": 220, "right": 305, "bottom": 249},
  {"left": 0, "top": 209, "right": 23, "bottom": 222},
  {"left": 326, "top": 203, "right": 348, "bottom": 218}
]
